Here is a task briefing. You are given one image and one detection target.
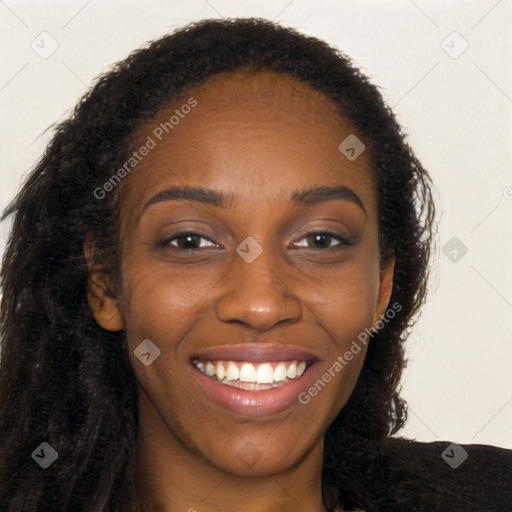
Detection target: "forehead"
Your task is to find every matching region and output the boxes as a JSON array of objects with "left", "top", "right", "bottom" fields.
[
  {"left": 122, "top": 69, "right": 376, "bottom": 219},
  {"left": 186, "top": 69, "right": 343, "bottom": 124}
]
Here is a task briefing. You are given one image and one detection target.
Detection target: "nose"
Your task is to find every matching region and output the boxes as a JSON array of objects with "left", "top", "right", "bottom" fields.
[{"left": 215, "top": 242, "right": 302, "bottom": 331}]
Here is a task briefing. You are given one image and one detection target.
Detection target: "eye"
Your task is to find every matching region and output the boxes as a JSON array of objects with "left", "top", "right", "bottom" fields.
[
  {"left": 155, "top": 230, "right": 219, "bottom": 251},
  {"left": 293, "top": 230, "right": 352, "bottom": 250},
  {"left": 154, "top": 229, "right": 352, "bottom": 253}
]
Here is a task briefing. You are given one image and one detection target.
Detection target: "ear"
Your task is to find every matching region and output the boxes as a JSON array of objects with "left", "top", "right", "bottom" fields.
[
  {"left": 84, "top": 240, "right": 125, "bottom": 331},
  {"left": 371, "top": 255, "right": 396, "bottom": 330}
]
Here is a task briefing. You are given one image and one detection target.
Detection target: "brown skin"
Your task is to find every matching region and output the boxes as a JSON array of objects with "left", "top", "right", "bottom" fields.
[{"left": 86, "top": 70, "right": 394, "bottom": 512}]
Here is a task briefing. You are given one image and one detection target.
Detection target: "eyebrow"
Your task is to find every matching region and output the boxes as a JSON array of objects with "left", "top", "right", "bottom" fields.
[{"left": 141, "top": 185, "right": 366, "bottom": 214}]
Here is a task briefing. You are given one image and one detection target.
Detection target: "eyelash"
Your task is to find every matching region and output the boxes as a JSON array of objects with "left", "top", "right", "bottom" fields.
[{"left": 154, "top": 229, "right": 352, "bottom": 252}]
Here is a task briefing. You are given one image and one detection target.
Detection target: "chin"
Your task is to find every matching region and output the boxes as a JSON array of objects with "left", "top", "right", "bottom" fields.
[{"left": 202, "top": 431, "right": 322, "bottom": 478}]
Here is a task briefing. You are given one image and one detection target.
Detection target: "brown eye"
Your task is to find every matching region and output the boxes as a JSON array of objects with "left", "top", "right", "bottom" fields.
[
  {"left": 294, "top": 230, "right": 351, "bottom": 250},
  {"left": 155, "top": 230, "right": 218, "bottom": 251}
]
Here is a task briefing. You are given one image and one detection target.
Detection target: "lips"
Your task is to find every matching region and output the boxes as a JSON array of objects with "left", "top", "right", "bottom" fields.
[{"left": 189, "top": 343, "right": 322, "bottom": 416}]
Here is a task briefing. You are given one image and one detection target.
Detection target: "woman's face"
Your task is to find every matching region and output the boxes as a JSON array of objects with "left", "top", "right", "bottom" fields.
[{"left": 93, "top": 70, "right": 394, "bottom": 476}]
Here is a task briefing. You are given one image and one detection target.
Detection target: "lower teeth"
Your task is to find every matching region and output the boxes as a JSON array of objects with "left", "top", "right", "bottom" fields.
[{"left": 213, "top": 376, "right": 292, "bottom": 390}]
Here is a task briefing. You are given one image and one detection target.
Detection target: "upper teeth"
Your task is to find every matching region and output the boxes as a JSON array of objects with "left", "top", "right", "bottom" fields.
[{"left": 194, "top": 360, "right": 307, "bottom": 384}]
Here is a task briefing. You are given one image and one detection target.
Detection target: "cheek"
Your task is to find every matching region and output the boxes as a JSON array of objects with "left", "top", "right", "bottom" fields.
[
  {"left": 121, "top": 258, "right": 218, "bottom": 340},
  {"left": 304, "top": 260, "right": 381, "bottom": 347},
  {"left": 291, "top": 260, "right": 380, "bottom": 410}
]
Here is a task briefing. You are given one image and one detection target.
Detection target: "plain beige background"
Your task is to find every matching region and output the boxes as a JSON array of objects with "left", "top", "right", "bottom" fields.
[{"left": 1, "top": 0, "right": 511, "bottom": 448}]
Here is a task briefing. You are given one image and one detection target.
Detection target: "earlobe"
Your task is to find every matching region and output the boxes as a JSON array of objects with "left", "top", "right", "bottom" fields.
[
  {"left": 84, "top": 241, "right": 125, "bottom": 332},
  {"left": 86, "top": 277, "right": 125, "bottom": 331},
  {"left": 371, "top": 256, "right": 396, "bottom": 330}
]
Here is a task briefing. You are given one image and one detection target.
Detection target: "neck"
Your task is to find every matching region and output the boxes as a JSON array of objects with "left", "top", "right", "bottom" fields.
[{"left": 134, "top": 396, "right": 329, "bottom": 512}]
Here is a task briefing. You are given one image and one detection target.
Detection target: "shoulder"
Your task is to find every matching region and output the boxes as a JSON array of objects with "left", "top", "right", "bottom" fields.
[
  {"left": 325, "top": 434, "right": 512, "bottom": 511},
  {"left": 378, "top": 437, "right": 512, "bottom": 509}
]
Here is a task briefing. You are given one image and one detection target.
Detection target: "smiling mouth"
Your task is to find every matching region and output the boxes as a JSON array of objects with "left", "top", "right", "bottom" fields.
[{"left": 192, "top": 359, "right": 313, "bottom": 390}]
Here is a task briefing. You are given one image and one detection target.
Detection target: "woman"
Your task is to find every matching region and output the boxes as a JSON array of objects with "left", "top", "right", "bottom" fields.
[{"left": 0, "top": 17, "right": 510, "bottom": 512}]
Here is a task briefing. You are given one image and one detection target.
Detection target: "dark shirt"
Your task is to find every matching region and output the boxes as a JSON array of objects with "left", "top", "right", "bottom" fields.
[{"left": 322, "top": 434, "right": 512, "bottom": 511}]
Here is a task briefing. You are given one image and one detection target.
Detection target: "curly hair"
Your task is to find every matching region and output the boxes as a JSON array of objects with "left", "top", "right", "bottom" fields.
[{"left": 0, "top": 17, "right": 435, "bottom": 511}]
